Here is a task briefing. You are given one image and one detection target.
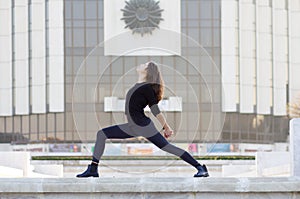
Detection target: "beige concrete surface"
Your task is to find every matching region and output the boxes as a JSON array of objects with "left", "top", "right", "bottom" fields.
[{"left": 0, "top": 177, "right": 299, "bottom": 198}]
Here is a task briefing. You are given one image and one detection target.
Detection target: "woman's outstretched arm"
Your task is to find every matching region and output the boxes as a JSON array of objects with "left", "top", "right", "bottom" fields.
[{"left": 155, "top": 112, "right": 173, "bottom": 138}]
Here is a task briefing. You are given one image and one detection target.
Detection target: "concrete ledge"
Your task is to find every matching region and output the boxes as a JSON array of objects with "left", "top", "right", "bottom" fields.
[
  {"left": 33, "top": 159, "right": 254, "bottom": 177},
  {"left": 0, "top": 177, "right": 299, "bottom": 198},
  {"left": 0, "top": 152, "right": 31, "bottom": 176}
]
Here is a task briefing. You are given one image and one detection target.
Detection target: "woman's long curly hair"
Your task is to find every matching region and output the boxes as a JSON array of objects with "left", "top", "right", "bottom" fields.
[{"left": 145, "top": 61, "right": 164, "bottom": 102}]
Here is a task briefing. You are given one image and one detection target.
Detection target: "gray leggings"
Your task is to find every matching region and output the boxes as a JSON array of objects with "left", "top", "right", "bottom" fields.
[{"left": 93, "top": 123, "right": 200, "bottom": 168}]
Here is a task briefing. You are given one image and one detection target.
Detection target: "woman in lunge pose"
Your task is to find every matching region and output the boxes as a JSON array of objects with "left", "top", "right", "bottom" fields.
[{"left": 77, "top": 61, "right": 209, "bottom": 178}]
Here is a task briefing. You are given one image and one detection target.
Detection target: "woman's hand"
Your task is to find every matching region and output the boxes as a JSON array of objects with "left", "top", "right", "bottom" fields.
[
  {"left": 155, "top": 113, "right": 173, "bottom": 138},
  {"left": 163, "top": 128, "right": 173, "bottom": 139}
]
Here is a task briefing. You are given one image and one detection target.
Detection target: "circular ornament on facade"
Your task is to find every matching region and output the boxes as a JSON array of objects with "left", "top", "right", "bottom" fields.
[{"left": 121, "top": 0, "right": 164, "bottom": 36}]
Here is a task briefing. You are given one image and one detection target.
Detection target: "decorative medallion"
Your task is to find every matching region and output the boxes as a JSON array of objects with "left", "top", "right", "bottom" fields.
[{"left": 121, "top": 0, "right": 164, "bottom": 36}]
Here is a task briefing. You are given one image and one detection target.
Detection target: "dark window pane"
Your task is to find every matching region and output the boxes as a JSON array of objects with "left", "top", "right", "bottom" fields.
[
  {"left": 73, "top": 20, "right": 84, "bottom": 28},
  {"left": 98, "top": 1, "right": 103, "bottom": 18},
  {"left": 86, "top": 56, "right": 98, "bottom": 75},
  {"left": 0, "top": 118, "right": 4, "bottom": 132},
  {"left": 22, "top": 116, "right": 29, "bottom": 135},
  {"left": 200, "top": 1, "right": 212, "bottom": 19},
  {"left": 181, "top": 0, "right": 187, "bottom": 19},
  {"left": 187, "top": 1, "right": 199, "bottom": 19},
  {"left": 200, "top": 28, "right": 213, "bottom": 47},
  {"left": 212, "top": 0, "right": 220, "bottom": 19},
  {"left": 14, "top": 116, "right": 21, "bottom": 134},
  {"left": 73, "top": 28, "right": 84, "bottom": 47},
  {"left": 86, "top": 20, "right": 97, "bottom": 28},
  {"left": 65, "top": 28, "right": 72, "bottom": 47},
  {"left": 86, "top": 28, "right": 98, "bottom": 47},
  {"left": 30, "top": 115, "right": 37, "bottom": 135},
  {"left": 56, "top": 114, "right": 64, "bottom": 132},
  {"left": 86, "top": 1, "right": 97, "bottom": 19},
  {"left": 73, "top": 1, "right": 84, "bottom": 19},
  {"left": 65, "top": 1, "right": 72, "bottom": 19}
]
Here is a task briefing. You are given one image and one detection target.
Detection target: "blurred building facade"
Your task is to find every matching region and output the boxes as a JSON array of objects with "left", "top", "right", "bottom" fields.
[{"left": 0, "top": 0, "right": 299, "bottom": 144}]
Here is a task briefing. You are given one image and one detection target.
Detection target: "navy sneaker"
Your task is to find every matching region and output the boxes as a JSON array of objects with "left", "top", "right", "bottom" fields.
[
  {"left": 194, "top": 164, "right": 209, "bottom": 177},
  {"left": 76, "top": 164, "right": 99, "bottom": 178}
]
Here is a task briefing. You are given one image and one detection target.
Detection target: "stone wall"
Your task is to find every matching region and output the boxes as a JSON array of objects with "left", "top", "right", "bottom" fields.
[{"left": 0, "top": 177, "right": 299, "bottom": 199}]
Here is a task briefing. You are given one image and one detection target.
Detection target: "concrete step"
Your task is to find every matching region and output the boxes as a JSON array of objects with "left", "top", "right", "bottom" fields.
[
  {"left": 0, "top": 177, "right": 299, "bottom": 199},
  {"left": 32, "top": 159, "right": 234, "bottom": 177}
]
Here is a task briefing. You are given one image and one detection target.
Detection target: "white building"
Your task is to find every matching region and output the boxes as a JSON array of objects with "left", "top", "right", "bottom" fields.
[{"left": 0, "top": 0, "right": 299, "bottom": 144}]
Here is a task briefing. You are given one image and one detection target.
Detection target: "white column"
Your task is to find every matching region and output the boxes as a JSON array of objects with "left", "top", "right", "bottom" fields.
[
  {"left": 221, "top": 0, "right": 238, "bottom": 112},
  {"left": 48, "top": 0, "right": 64, "bottom": 112},
  {"left": 31, "top": 0, "right": 46, "bottom": 113},
  {"left": 239, "top": 0, "right": 255, "bottom": 113},
  {"left": 256, "top": 0, "right": 272, "bottom": 114},
  {"left": 290, "top": 118, "right": 300, "bottom": 177},
  {"left": 0, "top": 1, "right": 13, "bottom": 116},
  {"left": 288, "top": 0, "right": 300, "bottom": 104},
  {"left": 14, "top": 0, "right": 29, "bottom": 115},
  {"left": 273, "top": 1, "right": 288, "bottom": 116}
]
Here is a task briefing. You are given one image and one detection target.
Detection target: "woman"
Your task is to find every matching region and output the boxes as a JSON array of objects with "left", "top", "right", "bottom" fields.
[{"left": 77, "top": 61, "right": 209, "bottom": 178}]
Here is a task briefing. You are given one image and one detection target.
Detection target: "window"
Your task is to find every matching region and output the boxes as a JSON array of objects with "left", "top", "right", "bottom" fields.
[
  {"left": 73, "top": 1, "right": 84, "bottom": 19},
  {"left": 86, "top": 1, "right": 97, "bottom": 19}
]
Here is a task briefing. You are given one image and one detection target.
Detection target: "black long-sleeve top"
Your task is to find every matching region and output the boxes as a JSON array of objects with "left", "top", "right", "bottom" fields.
[{"left": 125, "top": 82, "right": 161, "bottom": 126}]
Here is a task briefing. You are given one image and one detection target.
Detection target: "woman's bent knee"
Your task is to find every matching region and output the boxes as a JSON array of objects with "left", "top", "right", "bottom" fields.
[{"left": 96, "top": 130, "right": 107, "bottom": 140}]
